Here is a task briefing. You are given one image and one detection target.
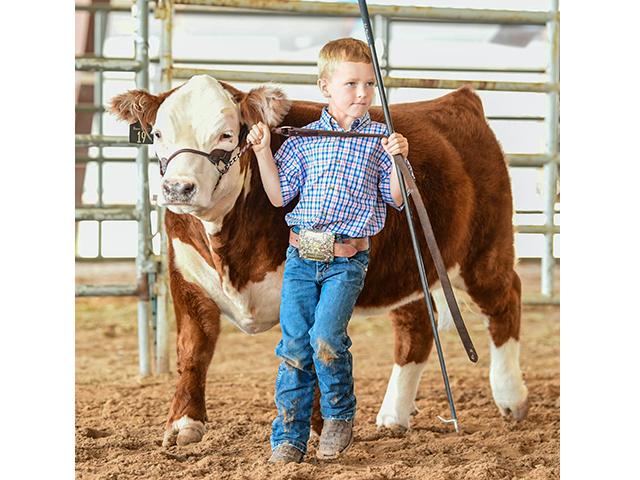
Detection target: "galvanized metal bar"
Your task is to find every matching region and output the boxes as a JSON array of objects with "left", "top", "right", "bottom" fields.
[
  {"left": 75, "top": 207, "right": 138, "bottom": 221},
  {"left": 159, "top": 0, "right": 174, "bottom": 89},
  {"left": 390, "top": 65, "right": 546, "bottom": 74},
  {"left": 134, "top": 0, "right": 152, "bottom": 378},
  {"left": 76, "top": 257, "right": 133, "bottom": 264},
  {"left": 489, "top": 116, "right": 545, "bottom": 122},
  {"left": 76, "top": 284, "right": 139, "bottom": 297},
  {"left": 515, "top": 225, "right": 560, "bottom": 234},
  {"left": 173, "top": 0, "right": 553, "bottom": 24},
  {"left": 542, "top": 1, "right": 560, "bottom": 297},
  {"left": 171, "top": 67, "right": 556, "bottom": 92},
  {"left": 75, "top": 135, "right": 131, "bottom": 146},
  {"left": 77, "top": 2, "right": 553, "bottom": 25},
  {"left": 94, "top": 10, "right": 106, "bottom": 257},
  {"left": 515, "top": 209, "right": 560, "bottom": 215},
  {"left": 373, "top": 14, "right": 390, "bottom": 100},
  {"left": 155, "top": 0, "right": 173, "bottom": 375},
  {"left": 76, "top": 104, "right": 107, "bottom": 113},
  {"left": 76, "top": 4, "right": 135, "bottom": 13},
  {"left": 76, "top": 155, "right": 151, "bottom": 163},
  {"left": 141, "top": 56, "right": 547, "bottom": 75},
  {"left": 75, "top": 57, "right": 143, "bottom": 72},
  {"left": 155, "top": 208, "right": 171, "bottom": 374},
  {"left": 507, "top": 153, "right": 559, "bottom": 167}
]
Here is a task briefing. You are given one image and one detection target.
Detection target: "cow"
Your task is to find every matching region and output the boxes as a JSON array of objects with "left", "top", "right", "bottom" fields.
[{"left": 109, "top": 74, "right": 528, "bottom": 447}]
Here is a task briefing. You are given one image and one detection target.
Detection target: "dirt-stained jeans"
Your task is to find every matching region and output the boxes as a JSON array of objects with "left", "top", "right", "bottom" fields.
[{"left": 270, "top": 243, "right": 369, "bottom": 454}]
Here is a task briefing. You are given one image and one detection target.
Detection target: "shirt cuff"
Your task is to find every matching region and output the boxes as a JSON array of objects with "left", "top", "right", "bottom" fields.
[{"left": 379, "top": 172, "right": 405, "bottom": 211}]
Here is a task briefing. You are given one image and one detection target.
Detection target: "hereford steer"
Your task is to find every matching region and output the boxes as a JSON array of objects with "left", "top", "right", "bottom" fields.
[{"left": 110, "top": 74, "right": 528, "bottom": 447}]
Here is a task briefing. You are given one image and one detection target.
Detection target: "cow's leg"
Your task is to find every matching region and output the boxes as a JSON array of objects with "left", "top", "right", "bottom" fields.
[
  {"left": 162, "top": 277, "right": 221, "bottom": 446},
  {"left": 310, "top": 384, "right": 323, "bottom": 437},
  {"left": 376, "top": 299, "right": 434, "bottom": 429},
  {"left": 461, "top": 252, "right": 529, "bottom": 421}
]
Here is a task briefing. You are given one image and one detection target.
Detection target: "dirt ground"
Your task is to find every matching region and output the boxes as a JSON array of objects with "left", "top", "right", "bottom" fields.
[{"left": 76, "top": 260, "right": 559, "bottom": 480}]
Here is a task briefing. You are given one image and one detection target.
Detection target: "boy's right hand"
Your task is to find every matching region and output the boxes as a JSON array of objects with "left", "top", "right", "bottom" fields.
[{"left": 248, "top": 122, "right": 271, "bottom": 154}]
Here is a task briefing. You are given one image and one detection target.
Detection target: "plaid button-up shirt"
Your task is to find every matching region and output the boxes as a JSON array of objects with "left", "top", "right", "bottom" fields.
[{"left": 274, "top": 107, "right": 414, "bottom": 238}]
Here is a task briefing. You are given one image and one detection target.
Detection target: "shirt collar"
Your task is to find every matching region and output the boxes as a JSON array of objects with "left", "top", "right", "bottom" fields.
[{"left": 320, "top": 107, "right": 371, "bottom": 132}]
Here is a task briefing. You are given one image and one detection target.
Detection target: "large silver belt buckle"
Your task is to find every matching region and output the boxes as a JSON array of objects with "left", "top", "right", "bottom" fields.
[{"left": 298, "top": 229, "right": 335, "bottom": 262}]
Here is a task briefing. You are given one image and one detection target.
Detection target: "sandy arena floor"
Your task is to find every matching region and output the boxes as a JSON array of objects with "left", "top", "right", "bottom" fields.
[{"left": 76, "top": 260, "right": 559, "bottom": 479}]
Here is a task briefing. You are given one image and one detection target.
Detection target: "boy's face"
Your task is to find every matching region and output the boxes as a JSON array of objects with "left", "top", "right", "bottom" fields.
[{"left": 318, "top": 61, "right": 376, "bottom": 121}]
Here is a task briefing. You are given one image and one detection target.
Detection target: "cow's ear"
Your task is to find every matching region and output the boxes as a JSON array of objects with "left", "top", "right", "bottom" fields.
[
  {"left": 108, "top": 87, "right": 177, "bottom": 125},
  {"left": 236, "top": 84, "right": 291, "bottom": 127}
]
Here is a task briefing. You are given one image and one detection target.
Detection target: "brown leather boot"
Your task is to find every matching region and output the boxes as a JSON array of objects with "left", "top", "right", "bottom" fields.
[
  {"left": 316, "top": 419, "right": 354, "bottom": 460},
  {"left": 268, "top": 444, "right": 304, "bottom": 464}
]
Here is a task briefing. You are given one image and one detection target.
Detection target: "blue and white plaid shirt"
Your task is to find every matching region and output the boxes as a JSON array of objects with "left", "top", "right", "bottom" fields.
[{"left": 274, "top": 107, "right": 414, "bottom": 238}]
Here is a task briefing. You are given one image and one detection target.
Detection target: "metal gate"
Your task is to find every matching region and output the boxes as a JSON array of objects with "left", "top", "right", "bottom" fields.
[{"left": 75, "top": 0, "right": 559, "bottom": 376}]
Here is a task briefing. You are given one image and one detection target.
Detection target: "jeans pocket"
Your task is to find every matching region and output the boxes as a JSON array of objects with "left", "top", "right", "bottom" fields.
[{"left": 349, "top": 250, "right": 370, "bottom": 272}]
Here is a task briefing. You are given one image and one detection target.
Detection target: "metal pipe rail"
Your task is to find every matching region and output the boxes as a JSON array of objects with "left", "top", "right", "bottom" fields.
[
  {"left": 75, "top": 57, "right": 143, "bottom": 72},
  {"left": 76, "top": 155, "right": 157, "bottom": 164},
  {"left": 100, "top": 55, "right": 549, "bottom": 75},
  {"left": 76, "top": 285, "right": 140, "bottom": 297},
  {"left": 75, "top": 207, "right": 138, "bottom": 222},
  {"left": 75, "top": 135, "right": 131, "bottom": 147},
  {"left": 174, "top": 0, "right": 553, "bottom": 24},
  {"left": 170, "top": 67, "right": 557, "bottom": 93}
]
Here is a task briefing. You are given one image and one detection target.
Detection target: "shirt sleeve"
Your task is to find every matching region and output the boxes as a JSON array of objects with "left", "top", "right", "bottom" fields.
[
  {"left": 377, "top": 147, "right": 415, "bottom": 212},
  {"left": 273, "top": 138, "right": 303, "bottom": 207}
]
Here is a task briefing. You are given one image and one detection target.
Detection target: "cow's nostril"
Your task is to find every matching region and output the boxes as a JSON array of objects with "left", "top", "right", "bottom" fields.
[{"left": 181, "top": 183, "right": 195, "bottom": 196}]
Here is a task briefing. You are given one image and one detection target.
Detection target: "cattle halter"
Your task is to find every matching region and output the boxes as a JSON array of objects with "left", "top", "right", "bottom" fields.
[{"left": 158, "top": 125, "right": 250, "bottom": 177}]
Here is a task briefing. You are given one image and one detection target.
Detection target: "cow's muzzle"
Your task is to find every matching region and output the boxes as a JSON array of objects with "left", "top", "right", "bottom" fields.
[{"left": 162, "top": 179, "right": 197, "bottom": 204}]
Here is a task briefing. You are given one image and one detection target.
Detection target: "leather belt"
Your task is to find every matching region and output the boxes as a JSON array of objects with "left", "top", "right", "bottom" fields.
[{"left": 289, "top": 230, "right": 369, "bottom": 258}]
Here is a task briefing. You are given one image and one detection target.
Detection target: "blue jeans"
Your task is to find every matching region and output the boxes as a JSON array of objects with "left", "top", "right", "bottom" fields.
[{"left": 270, "top": 241, "right": 370, "bottom": 454}]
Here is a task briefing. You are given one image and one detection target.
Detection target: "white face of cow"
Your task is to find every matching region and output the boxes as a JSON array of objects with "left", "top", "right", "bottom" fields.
[
  {"left": 152, "top": 76, "right": 242, "bottom": 217},
  {"left": 109, "top": 75, "right": 290, "bottom": 221}
]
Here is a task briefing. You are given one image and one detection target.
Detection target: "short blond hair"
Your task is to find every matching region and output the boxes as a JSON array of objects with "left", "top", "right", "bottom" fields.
[{"left": 318, "top": 38, "right": 372, "bottom": 80}]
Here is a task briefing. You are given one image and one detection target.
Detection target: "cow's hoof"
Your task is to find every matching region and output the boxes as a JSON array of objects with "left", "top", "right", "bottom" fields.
[
  {"left": 376, "top": 411, "right": 410, "bottom": 430},
  {"left": 493, "top": 382, "right": 529, "bottom": 422},
  {"left": 375, "top": 400, "right": 417, "bottom": 430},
  {"left": 497, "top": 396, "right": 530, "bottom": 422},
  {"left": 162, "top": 415, "right": 206, "bottom": 447}
]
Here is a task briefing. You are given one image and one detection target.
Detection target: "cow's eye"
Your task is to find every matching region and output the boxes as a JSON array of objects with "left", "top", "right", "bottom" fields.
[
  {"left": 153, "top": 130, "right": 162, "bottom": 140},
  {"left": 221, "top": 132, "right": 234, "bottom": 140}
]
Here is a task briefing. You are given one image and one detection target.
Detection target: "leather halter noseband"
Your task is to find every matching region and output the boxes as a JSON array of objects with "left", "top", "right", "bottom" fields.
[{"left": 159, "top": 125, "right": 249, "bottom": 177}]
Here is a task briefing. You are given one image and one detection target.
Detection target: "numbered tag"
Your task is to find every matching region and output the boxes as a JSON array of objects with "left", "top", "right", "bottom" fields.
[{"left": 129, "top": 121, "right": 153, "bottom": 144}]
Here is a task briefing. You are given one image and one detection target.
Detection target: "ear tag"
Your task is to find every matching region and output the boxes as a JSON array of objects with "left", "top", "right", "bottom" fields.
[{"left": 129, "top": 121, "right": 154, "bottom": 144}]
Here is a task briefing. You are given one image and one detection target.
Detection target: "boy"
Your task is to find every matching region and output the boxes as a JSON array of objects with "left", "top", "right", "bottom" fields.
[{"left": 248, "top": 38, "right": 412, "bottom": 464}]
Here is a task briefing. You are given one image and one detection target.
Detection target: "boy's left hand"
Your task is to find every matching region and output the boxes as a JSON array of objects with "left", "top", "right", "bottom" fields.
[{"left": 382, "top": 133, "right": 409, "bottom": 159}]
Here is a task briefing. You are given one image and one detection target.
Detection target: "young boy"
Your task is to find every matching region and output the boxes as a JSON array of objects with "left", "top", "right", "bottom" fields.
[{"left": 248, "top": 38, "right": 412, "bottom": 464}]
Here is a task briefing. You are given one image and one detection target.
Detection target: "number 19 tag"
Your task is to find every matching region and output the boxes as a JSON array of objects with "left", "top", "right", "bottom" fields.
[{"left": 129, "top": 121, "right": 154, "bottom": 144}]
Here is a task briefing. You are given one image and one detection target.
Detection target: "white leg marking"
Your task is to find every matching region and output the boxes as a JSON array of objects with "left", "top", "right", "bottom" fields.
[
  {"left": 376, "top": 362, "right": 427, "bottom": 429},
  {"left": 490, "top": 338, "right": 529, "bottom": 421},
  {"left": 162, "top": 415, "right": 206, "bottom": 447}
]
